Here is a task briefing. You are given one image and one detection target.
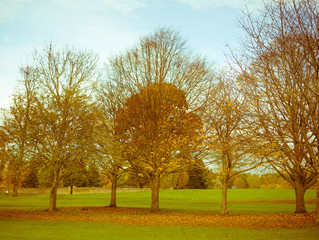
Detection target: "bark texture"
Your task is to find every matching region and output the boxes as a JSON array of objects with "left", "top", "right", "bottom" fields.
[
  {"left": 150, "top": 174, "right": 161, "bottom": 212},
  {"left": 48, "top": 185, "right": 58, "bottom": 213},
  {"left": 221, "top": 174, "right": 229, "bottom": 215},
  {"left": 294, "top": 177, "right": 307, "bottom": 213},
  {"left": 109, "top": 174, "right": 118, "bottom": 207}
]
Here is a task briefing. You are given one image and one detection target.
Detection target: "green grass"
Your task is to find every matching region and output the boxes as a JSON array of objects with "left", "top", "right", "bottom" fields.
[
  {"left": 0, "top": 219, "right": 319, "bottom": 240},
  {"left": 0, "top": 189, "right": 316, "bottom": 214},
  {"left": 0, "top": 189, "right": 318, "bottom": 239}
]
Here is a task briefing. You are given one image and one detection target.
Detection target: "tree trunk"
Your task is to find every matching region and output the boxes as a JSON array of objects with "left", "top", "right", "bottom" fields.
[
  {"left": 221, "top": 173, "right": 229, "bottom": 215},
  {"left": 48, "top": 184, "right": 58, "bottom": 213},
  {"left": 12, "top": 181, "right": 18, "bottom": 197},
  {"left": 137, "top": 181, "right": 143, "bottom": 188},
  {"left": 294, "top": 178, "right": 307, "bottom": 213},
  {"left": 70, "top": 185, "right": 73, "bottom": 195},
  {"left": 150, "top": 174, "right": 161, "bottom": 212},
  {"left": 316, "top": 172, "right": 319, "bottom": 226},
  {"left": 109, "top": 174, "right": 117, "bottom": 207}
]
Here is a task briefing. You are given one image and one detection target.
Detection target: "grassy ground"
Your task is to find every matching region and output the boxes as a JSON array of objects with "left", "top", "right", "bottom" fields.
[
  {"left": 0, "top": 189, "right": 316, "bottom": 214},
  {"left": 0, "top": 189, "right": 318, "bottom": 239},
  {"left": 1, "top": 219, "right": 319, "bottom": 240}
]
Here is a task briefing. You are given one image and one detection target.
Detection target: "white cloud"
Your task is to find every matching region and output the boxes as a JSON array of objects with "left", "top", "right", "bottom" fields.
[
  {"left": 0, "top": 0, "right": 31, "bottom": 22},
  {"left": 174, "top": 0, "right": 262, "bottom": 11},
  {"left": 54, "top": 0, "right": 147, "bottom": 15}
]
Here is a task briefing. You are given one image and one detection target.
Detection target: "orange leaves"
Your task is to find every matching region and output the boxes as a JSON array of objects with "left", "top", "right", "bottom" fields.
[
  {"left": 117, "top": 82, "right": 203, "bottom": 175},
  {"left": 0, "top": 207, "right": 316, "bottom": 229}
]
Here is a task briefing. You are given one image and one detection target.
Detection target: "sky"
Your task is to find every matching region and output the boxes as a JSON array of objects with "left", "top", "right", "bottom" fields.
[{"left": 0, "top": 0, "right": 263, "bottom": 109}]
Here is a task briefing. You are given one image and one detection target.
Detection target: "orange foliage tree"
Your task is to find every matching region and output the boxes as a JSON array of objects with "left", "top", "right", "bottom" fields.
[
  {"left": 116, "top": 82, "right": 202, "bottom": 212},
  {"left": 104, "top": 28, "right": 213, "bottom": 212}
]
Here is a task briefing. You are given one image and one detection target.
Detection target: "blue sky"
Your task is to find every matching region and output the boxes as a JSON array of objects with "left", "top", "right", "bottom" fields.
[{"left": 0, "top": 0, "right": 262, "bottom": 109}]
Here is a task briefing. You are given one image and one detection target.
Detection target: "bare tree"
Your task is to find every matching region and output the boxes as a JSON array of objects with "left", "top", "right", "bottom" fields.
[
  {"left": 25, "top": 44, "right": 99, "bottom": 212},
  {"left": 0, "top": 127, "right": 8, "bottom": 187},
  {"left": 93, "top": 73, "right": 133, "bottom": 208},
  {"left": 0, "top": 69, "right": 38, "bottom": 196},
  {"left": 205, "top": 74, "right": 263, "bottom": 214},
  {"left": 233, "top": 0, "right": 318, "bottom": 214},
  {"left": 105, "top": 28, "right": 213, "bottom": 212},
  {"left": 92, "top": 100, "right": 126, "bottom": 208}
]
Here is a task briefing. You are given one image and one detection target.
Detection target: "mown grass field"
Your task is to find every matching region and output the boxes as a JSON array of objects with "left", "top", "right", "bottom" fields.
[
  {"left": 1, "top": 220, "right": 319, "bottom": 240},
  {"left": 0, "top": 189, "right": 316, "bottom": 213},
  {"left": 0, "top": 189, "right": 318, "bottom": 239}
]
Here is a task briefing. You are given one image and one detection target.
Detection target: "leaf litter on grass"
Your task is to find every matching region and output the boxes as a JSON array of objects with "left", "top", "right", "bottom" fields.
[{"left": 0, "top": 207, "right": 317, "bottom": 229}]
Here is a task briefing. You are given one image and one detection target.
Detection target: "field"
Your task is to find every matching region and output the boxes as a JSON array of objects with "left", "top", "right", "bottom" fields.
[{"left": 0, "top": 189, "right": 318, "bottom": 239}]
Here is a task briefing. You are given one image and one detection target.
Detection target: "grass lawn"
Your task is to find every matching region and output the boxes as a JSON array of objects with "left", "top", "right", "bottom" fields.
[
  {"left": 0, "top": 189, "right": 316, "bottom": 214},
  {"left": 1, "top": 219, "right": 319, "bottom": 240},
  {"left": 0, "top": 189, "right": 318, "bottom": 239}
]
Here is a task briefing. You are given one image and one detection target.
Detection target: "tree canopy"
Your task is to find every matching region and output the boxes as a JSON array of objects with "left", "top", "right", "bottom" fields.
[
  {"left": 116, "top": 82, "right": 203, "bottom": 211},
  {"left": 233, "top": 0, "right": 319, "bottom": 214}
]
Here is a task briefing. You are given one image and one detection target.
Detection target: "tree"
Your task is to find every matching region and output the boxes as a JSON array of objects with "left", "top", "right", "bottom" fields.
[
  {"left": 233, "top": 0, "right": 318, "bottom": 214},
  {"left": 117, "top": 82, "right": 203, "bottom": 211},
  {"left": 22, "top": 160, "right": 40, "bottom": 188},
  {"left": 94, "top": 84, "right": 127, "bottom": 207},
  {"left": 0, "top": 70, "right": 38, "bottom": 196},
  {"left": 86, "top": 163, "right": 102, "bottom": 187},
  {"left": 233, "top": 175, "right": 248, "bottom": 189},
  {"left": 105, "top": 28, "right": 212, "bottom": 212},
  {"left": 24, "top": 44, "right": 99, "bottom": 212},
  {"left": 260, "top": 173, "right": 281, "bottom": 189},
  {"left": 123, "top": 168, "right": 149, "bottom": 188},
  {"left": 205, "top": 75, "right": 263, "bottom": 214},
  {"left": 0, "top": 128, "right": 8, "bottom": 184},
  {"left": 62, "top": 157, "right": 88, "bottom": 194},
  {"left": 247, "top": 174, "right": 261, "bottom": 189},
  {"left": 186, "top": 158, "right": 208, "bottom": 189}
]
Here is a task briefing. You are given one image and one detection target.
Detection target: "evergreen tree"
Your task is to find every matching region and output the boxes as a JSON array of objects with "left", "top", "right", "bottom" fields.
[
  {"left": 86, "top": 163, "right": 102, "bottom": 187},
  {"left": 22, "top": 161, "right": 40, "bottom": 188},
  {"left": 186, "top": 159, "right": 207, "bottom": 189}
]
